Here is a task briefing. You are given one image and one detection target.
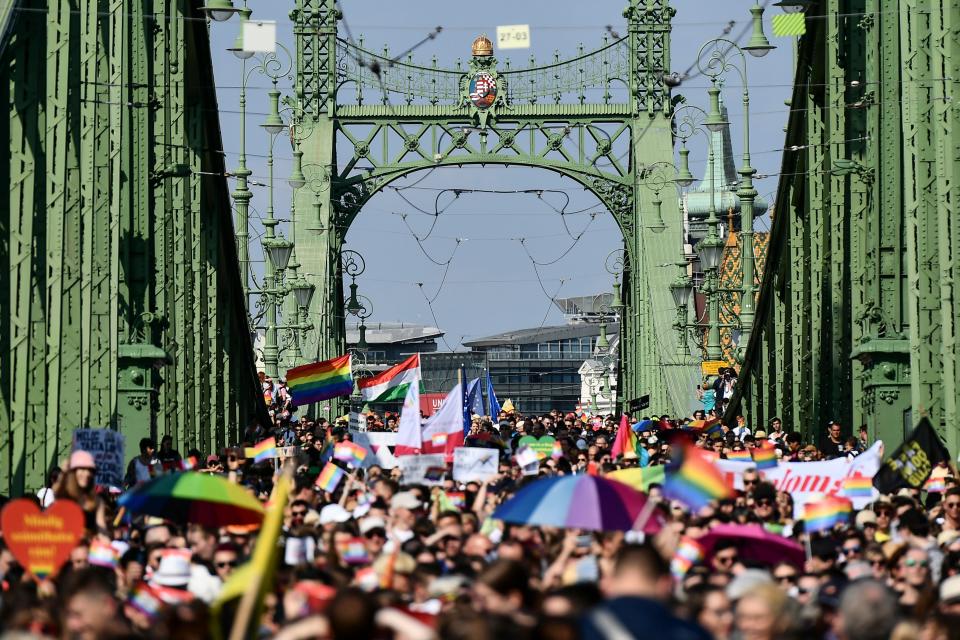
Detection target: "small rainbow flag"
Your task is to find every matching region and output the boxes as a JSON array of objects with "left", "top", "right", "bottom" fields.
[
  {"left": 334, "top": 441, "right": 368, "bottom": 468},
  {"left": 431, "top": 432, "right": 448, "bottom": 448},
  {"left": 180, "top": 455, "right": 199, "bottom": 471},
  {"left": 315, "top": 462, "right": 346, "bottom": 493},
  {"left": 251, "top": 437, "right": 278, "bottom": 463},
  {"left": 727, "top": 449, "right": 753, "bottom": 462},
  {"left": 551, "top": 441, "right": 564, "bottom": 460},
  {"left": 337, "top": 538, "right": 370, "bottom": 565},
  {"left": 88, "top": 540, "right": 120, "bottom": 569},
  {"left": 664, "top": 443, "right": 734, "bottom": 510},
  {"left": 925, "top": 476, "right": 947, "bottom": 493},
  {"left": 688, "top": 418, "right": 722, "bottom": 432},
  {"left": 751, "top": 443, "right": 778, "bottom": 470},
  {"left": 286, "top": 354, "right": 354, "bottom": 405},
  {"left": 128, "top": 583, "right": 164, "bottom": 620},
  {"left": 446, "top": 492, "right": 466, "bottom": 510},
  {"left": 670, "top": 536, "right": 705, "bottom": 580},
  {"left": 841, "top": 475, "right": 874, "bottom": 498},
  {"left": 803, "top": 496, "right": 852, "bottom": 533},
  {"left": 611, "top": 414, "right": 640, "bottom": 459}
]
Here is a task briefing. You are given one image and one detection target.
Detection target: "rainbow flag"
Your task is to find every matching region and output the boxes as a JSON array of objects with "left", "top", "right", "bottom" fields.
[
  {"left": 841, "top": 475, "right": 875, "bottom": 498},
  {"left": 688, "top": 418, "right": 721, "bottom": 432},
  {"left": 751, "top": 443, "right": 778, "bottom": 470},
  {"left": 670, "top": 536, "right": 705, "bottom": 580},
  {"left": 925, "top": 476, "right": 947, "bottom": 493},
  {"left": 431, "top": 432, "right": 448, "bottom": 448},
  {"left": 664, "top": 443, "right": 734, "bottom": 511},
  {"left": 334, "top": 441, "right": 368, "bottom": 468},
  {"left": 128, "top": 583, "right": 164, "bottom": 620},
  {"left": 88, "top": 540, "right": 120, "bottom": 569},
  {"left": 251, "top": 437, "right": 278, "bottom": 464},
  {"left": 611, "top": 414, "right": 639, "bottom": 459},
  {"left": 727, "top": 449, "right": 752, "bottom": 462},
  {"left": 315, "top": 462, "right": 346, "bottom": 493},
  {"left": 551, "top": 440, "right": 564, "bottom": 460},
  {"left": 286, "top": 354, "right": 354, "bottom": 405},
  {"left": 337, "top": 538, "right": 370, "bottom": 565},
  {"left": 446, "top": 492, "right": 466, "bottom": 510},
  {"left": 180, "top": 455, "right": 199, "bottom": 471},
  {"left": 803, "top": 496, "right": 852, "bottom": 533}
]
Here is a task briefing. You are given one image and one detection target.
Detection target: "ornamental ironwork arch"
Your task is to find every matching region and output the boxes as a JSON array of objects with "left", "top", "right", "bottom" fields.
[{"left": 288, "top": 0, "right": 696, "bottom": 415}]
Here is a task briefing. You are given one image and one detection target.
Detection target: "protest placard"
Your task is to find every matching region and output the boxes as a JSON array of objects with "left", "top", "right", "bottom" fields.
[
  {"left": 398, "top": 454, "right": 447, "bottom": 485},
  {"left": 71, "top": 428, "right": 125, "bottom": 488},
  {"left": 452, "top": 447, "right": 498, "bottom": 482}
]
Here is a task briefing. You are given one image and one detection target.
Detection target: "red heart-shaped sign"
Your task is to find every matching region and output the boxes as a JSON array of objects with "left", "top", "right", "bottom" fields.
[{"left": 1, "top": 498, "right": 84, "bottom": 581}]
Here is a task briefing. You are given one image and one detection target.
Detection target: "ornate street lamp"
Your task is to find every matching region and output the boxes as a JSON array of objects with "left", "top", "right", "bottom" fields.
[
  {"left": 200, "top": 0, "right": 241, "bottom": 22},
  {"left": 226, "top": 6, "right": 255, "bottom": 59},
  {"left": 743, "top": 2, "right": 776, "bottom": 57},
  {"left": 773, "top": 0, "right": 811, "bottom": 13}
]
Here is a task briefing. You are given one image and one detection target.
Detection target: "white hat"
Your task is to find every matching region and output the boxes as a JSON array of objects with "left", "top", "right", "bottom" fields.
[
  {"left": 319, "top": 503, "right": 352, "bottom": 525},
  {"left": 152, "top": 554, "right": 191, "bottom": 587},
  {"left": 359, "top": 516, "right": 387, "bottom": 536},
  {"left": 940, "top": 574, "right": 960, "bottom": 604},
  {"left": 391, "top": 491, "right": 421, "bottom": 511}
]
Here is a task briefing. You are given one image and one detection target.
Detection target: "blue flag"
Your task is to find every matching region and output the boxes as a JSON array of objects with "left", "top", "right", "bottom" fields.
[
  {"left": 466, "top": 378, "right": 484, "bottom": 417},
  {"left": 486, "top": 370, "right": 501, "bottom": 419}
]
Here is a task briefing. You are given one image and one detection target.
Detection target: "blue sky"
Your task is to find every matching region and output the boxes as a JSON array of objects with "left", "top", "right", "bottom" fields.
[{"left": 209, "top": 1, "right": 793, "bottom": 350}]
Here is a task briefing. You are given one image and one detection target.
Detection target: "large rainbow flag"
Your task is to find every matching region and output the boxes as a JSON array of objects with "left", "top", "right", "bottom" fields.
[
  {"left": 664, "top": 443, "right": 734, "bottom": 511},
  {"left": 286, "top": 354, "right": 354, "bottom": 405}
]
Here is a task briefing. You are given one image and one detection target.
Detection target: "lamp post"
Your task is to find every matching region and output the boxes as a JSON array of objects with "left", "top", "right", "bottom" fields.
[
  {"left": 254, "top": 44, "right": 316, "bottom": 379},
  {"left": 341, "top": 250, "right": 373, "bottom": 355},
  {"left": 695, "top": 12, "right": 774, "bottom": 360},
  {"left": 673, "top": 100, "right": 723, "bottom": 360}
]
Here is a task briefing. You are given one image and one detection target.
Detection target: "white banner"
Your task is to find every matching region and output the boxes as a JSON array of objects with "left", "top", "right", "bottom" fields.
[
  {"left": 452, "top": 447, "right": 498, "bottom": 482},
  {"left": 715, "top": 441, "right": 884, "bottom": 514},
  {"left": 398, "top": 454, "right": 447, "bottom": 486},
  {"left": 348, "top": 429, "right": 398, "bottom": 469}
]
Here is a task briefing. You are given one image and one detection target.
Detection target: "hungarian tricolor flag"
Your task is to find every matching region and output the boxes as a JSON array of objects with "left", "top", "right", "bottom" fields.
[{"left": 358, "top": 354, "right": 421, "bottom": 402}]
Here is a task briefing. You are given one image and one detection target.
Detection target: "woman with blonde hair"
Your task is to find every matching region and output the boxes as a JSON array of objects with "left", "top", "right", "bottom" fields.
[{"left": 735, "top": 583, "right": 790, "bottom": 640}]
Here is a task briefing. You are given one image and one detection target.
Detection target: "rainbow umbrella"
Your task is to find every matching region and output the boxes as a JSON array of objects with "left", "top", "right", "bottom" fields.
[
  {"left": 119, "top": 472, "right": 265, "bottom": 528},
  {"left": 492, "top": 475, "right": 664, "bottom": 533}
]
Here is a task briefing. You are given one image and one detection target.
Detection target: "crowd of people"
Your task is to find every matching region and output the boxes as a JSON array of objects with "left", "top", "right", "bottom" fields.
[{"left": 2, "top": 377, "right": 960, "bottom": 640}]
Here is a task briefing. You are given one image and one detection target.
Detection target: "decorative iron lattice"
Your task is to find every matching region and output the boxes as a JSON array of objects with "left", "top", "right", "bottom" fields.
[{"left": 335, "top": 37, "right": 630, "bottom": 106}]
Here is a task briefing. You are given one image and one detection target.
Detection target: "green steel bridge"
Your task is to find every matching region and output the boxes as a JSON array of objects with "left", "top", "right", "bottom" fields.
[{"left": 1, "top": 0, "right": 957, "bottom": 495}]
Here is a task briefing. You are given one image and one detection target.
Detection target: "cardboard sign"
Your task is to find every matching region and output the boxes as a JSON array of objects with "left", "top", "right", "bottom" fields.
[
  {"left": 72, "top": 428, "right": 125, "bottom": 488},
  {"left": 348, "top": 429, "right": 398, "bottom": 469},
  {"left": 398, "top": 454, "right": 447, "bottom": 486},
  {"left": 514, "top": 445, "right": 540, "bottom": 469},
  {"left": 1, "top": 499, "right": 85, "bottom": 581},
  {"left": 517, "top": 435, "right": 557, "bottom": 460},
  {"left": 452, "top": 447, "right": 498, "bottom": 482}
]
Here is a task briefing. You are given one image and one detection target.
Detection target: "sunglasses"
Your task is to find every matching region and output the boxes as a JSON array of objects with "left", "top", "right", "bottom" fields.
[
  {"left": 945, "top": 502, "right": 960, "bottom": 509},
  {"left": 775, "top": 573, "right": 798, "bottom": 583},
  {"left": 744, "top": 479, "right": 758, "bottom": 486},
  {"left": 364, "top": 529, "right": 386, "bottom": 539},
  {"left": 904, "top": 558, "right": 929, "bottom": 568},
  {"left": 216, "top": 560, "right": 238, "bottom": 568},
  {"left": 715, "top": 554, "right": 736, "bottom": 564},
  {"left": 870, "top": 559, "right": 886, "bottom": 567},
  {"left": 843, "top": 545, "right": 862, "bottom": 554},
  {"left": 755, "top": 499, "right": 774, "bottom": 507},
  {"left": 291, "top": 510, "right": 307, "bottom": 517}
]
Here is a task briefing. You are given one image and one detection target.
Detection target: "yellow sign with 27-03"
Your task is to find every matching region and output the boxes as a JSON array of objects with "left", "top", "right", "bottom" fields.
[{"left": 496, "top": 25, "right": 530, "bottom": 49}]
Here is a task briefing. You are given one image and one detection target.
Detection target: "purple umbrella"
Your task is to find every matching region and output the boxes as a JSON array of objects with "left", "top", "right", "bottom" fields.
[
  {"left": 492, "top": 474, "right": 665, "bottom": 533},
  {"left": 697, "top": 524, "right": 805, "bottom": 569}
]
